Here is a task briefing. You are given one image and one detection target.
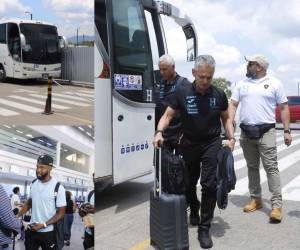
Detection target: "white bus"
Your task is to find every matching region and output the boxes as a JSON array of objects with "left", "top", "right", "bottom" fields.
[
  {"left": 0, "top": 19, "right": 66, "bottom": 81},
  {"left": 95, "top": 0, "right": 198, "bottom": 191}
]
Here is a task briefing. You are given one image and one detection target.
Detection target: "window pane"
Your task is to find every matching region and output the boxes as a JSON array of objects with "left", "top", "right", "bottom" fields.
[{"left": 111, "top": 0, "right": 154, "bottom": 103}]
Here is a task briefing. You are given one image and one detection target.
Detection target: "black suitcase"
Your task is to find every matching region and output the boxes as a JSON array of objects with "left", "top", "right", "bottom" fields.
[{"left": 150, "top": 148, "right": 189, "bottom": 250}]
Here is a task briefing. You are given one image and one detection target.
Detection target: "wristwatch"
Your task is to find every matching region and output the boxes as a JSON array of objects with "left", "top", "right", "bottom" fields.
[{"left": 284, "top": 129, "right": 291, "bottom": 134}]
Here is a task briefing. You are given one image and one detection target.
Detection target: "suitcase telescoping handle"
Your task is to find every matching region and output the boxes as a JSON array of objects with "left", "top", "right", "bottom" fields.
[{"left": 154, "top": 147, "right": 162, "bottom": 197}]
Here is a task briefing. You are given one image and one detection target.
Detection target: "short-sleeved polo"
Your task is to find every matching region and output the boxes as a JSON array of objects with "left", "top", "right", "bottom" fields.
[
  {"left": 231, "top": 75, "right": 287, "bottom": 125},
  {"left": 168, "top": 82, "right": 228, "bottom": 141}
]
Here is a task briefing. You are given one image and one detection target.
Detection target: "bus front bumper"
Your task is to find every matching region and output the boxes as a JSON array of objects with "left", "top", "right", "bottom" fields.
[{"left": 21, "top": 70, "right": 61, "bottom": 79}]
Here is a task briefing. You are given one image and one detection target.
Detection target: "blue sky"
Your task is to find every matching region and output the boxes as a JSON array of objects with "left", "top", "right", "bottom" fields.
[
  {"left": 158, "top": 0, "right": 300, "bottom": 95},
  {"left": 0, "top": 0, "right": 93, "bottom": 37}
]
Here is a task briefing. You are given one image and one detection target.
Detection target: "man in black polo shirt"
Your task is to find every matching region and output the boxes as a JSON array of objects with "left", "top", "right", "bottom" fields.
[
  {"left": 153, "top": 55, "right": 235, "bottom": 249},
  {"left": 155, "top": 54, "right": 188, "bottom": 152}
]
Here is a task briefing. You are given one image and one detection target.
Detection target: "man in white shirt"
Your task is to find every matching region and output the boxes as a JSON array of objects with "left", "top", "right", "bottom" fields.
[
  {"left": 11, "top": 187, "right": 23, "bottom": 214},
  {"left": 229, "top": 55, "right": 292, "bottom": 223},
  {"left": 18, "top": 155, "right": 66, "bottom": 250}
]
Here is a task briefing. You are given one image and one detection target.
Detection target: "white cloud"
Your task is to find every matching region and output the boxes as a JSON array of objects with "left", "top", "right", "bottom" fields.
[
  {"left": 0, "top": 0, "right": 30, "bottom": 15},
  {"left": 42, "top": 0, "right": 93, "bottom": 37},
  {"left": 271, "top": 38, "right": 300, "bottom": 63},
  {"left": 43, "top": 0, "right": 93, "bottom": 12},
  {"left": 277, "top": 64, "right": 300, "bottom": 73},
  {"left": 159, "top": 0, "right": 299, "bottom": 96},
  {"left": 161, "top": 16, "right": 241, "bottom": 66}
]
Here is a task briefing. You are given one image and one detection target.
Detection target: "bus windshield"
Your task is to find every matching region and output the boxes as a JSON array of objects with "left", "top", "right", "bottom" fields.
[{"left": 20, "top": 23, "right": 61, "bottom": 64}]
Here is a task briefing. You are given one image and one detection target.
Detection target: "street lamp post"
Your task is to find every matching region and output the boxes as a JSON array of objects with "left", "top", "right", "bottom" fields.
[
  {"left": 25, "top": 11, "right": 32, "bottom": 20},
  {"left": 77, "top": 28, "right": 79, "bottom": 47}
]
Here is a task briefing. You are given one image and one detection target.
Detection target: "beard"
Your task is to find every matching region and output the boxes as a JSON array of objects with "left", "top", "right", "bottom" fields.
[
  {"left": 246, "top": 70, "right": 257, "bottom": 79},
  {"left": 36, "top": 171, "right": 48, "bottom": 181}
]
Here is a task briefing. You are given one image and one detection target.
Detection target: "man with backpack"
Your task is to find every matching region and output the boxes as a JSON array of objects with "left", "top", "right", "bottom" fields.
[
  {"left": 17, "top": 155, "right": 66, "bottom": 250},
  {"left": 155, "top": 54, "right": 189, "bottom": 153}
]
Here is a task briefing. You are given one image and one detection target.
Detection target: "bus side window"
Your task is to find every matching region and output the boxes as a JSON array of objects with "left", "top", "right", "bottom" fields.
[{"left": 0, "top": 24, "right": 6, "bottom": 44}]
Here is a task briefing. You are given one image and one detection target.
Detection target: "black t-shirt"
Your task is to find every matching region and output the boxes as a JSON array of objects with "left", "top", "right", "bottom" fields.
[
  {"left": 168, "top": 82, "right": 228, "bottom": 141},
  {"left": 65, "top": 199, "right": 74, "bottom": 214}
]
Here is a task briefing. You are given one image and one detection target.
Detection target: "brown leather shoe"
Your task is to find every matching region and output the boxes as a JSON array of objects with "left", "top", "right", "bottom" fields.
[
  {"left": 270, "top": 208, "right": 282, "bottom": 222},
  {"left": 243, "top": 199, "right": 262, "bottom": 212}
]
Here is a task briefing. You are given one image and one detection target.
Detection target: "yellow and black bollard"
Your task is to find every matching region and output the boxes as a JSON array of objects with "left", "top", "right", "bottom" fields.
[{"left": 43, "top": 76, "right": 54, "bottom": 115}]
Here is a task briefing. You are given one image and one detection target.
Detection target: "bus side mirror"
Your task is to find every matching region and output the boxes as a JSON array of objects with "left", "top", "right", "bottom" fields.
[
  {"left": 183, "top": 25, "right": 198, "bottom": 62},
  {"left": 186, "top": 38, "right": 195, "bottom": 62},
  {"left": 20, "top": 33, "right": 26, "bottom": 50},
  {"left": 59, "top": 36, "right": 68, "bottom": 49}
]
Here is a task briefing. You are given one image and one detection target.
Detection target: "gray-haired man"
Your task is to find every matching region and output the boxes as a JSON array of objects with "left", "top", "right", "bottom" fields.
[
  {"left": 153, "top": 55, "right": 235, "bottom": 249},
  {"left": 155, "top": 54, "right": 189, "bottom": 152}
]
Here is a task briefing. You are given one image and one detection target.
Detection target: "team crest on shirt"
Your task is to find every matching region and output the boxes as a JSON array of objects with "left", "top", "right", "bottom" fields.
[
  {"left": 209, "top": 97, "right": 216, "bottom": 107},
  {"left": 264, "top": 84, "right": 269, "bottom": 89},
  {"left": 186, "top": 96, "right": 198, "bottom": 114}
]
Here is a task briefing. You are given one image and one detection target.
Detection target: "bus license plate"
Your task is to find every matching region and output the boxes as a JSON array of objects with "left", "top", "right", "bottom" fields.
[{"left": 42, "top": 73, "right": 49, "bottom": 79}]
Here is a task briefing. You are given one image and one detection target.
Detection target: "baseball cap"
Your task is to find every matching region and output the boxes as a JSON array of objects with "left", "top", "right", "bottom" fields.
[
  {"left": 37, "top": 155, "right": 54, "bottom": 167},
  {"left": 244, "top": 54, "right": 269, "bottom": 69}
]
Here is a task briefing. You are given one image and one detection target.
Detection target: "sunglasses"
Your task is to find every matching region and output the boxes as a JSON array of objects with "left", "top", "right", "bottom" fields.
[{"left": 247, "top": 62, "right": 259, "bottom": 67}]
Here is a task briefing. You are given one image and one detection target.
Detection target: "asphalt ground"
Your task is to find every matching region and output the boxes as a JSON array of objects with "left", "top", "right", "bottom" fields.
[
  {"left": 96, "top": 129, "right": 300, "bottom": 250},
  {"left": 0, "top": 79, "right": 94, "bottom": 125}
]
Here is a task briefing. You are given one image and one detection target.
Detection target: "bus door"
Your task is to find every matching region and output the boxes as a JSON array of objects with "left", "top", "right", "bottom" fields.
[
  {"left": 7, "top": 23, "right": 22, "bottom": 78},
  {"left": 108, "top": 0, "right": 155, "bottom": 184}
]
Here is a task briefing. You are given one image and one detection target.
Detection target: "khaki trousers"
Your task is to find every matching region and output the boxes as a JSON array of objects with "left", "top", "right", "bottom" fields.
[{"left": 240, "top": 128, "right": 282, "bottom": 208}]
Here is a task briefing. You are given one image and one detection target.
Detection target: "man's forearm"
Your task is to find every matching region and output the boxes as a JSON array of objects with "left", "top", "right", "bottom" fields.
[
  {"left": 157, "top": 113, "right": 172, "bottom": 131},
  {"left": 228, "top": 102, "right": 237, "bottom": 123},
  {"left": 224, "top": 119, "right": 235, "bottom": 139},
  {"left": 281, "top": 105, "right": 290, "bottom": 130},
  {"left": 46, "top": 207, "right": 66, "bottom": 226}
]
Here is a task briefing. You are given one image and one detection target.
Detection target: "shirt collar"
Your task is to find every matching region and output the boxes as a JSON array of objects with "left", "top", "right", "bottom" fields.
[
  {"left": 248, "top": 75, "right": 269, "bottom": 84},
  {"left": 164, "top": 73, "right": 178, "bottom": 85},
  {"left": 192, "top": 81, "right": 213, "bottom": 95}
]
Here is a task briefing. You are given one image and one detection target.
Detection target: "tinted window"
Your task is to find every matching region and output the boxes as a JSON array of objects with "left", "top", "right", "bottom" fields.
[
  {"left": 288, "top": 97, "right": 300, "bottom": 105},
  {"left": 0, "top": 24, "right": 6, "bottom": 43},
  {"left": 7, "top": 23, "right": 21, "bottom": 61},
  {"left": 111, "top": 0, "right": 154, "bottom": 103},
  {"left": 95, "top": 0, "right": 108, "bottom": 53}
]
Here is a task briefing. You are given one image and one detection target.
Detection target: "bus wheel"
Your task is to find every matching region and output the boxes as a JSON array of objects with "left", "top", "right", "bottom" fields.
[{"left": 0, "top": 66, "right": 6, "bottom": 82}]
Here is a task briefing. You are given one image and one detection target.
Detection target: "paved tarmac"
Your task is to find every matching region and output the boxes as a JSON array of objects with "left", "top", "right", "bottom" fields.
[
  {"left": 96, "top": 130, "right": 300, "bottom": 250},
  {"left": 0, "top": 80, "right": 94, "bottom": 125}
]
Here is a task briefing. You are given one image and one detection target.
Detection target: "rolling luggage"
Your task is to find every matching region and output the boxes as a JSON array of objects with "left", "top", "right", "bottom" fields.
[{"left": 150, "top": 148, "right": 189, "bottom": 250}]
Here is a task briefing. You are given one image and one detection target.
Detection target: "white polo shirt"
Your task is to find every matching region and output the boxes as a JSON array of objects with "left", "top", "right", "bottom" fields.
[{"left": 231, "top": 75, "right": 287, "bottom": 125}]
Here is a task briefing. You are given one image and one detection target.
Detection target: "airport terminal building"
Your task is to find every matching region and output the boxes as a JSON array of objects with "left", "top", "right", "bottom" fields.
[{"left": 0, "top": 125, "right": 94, "bottom": 201}]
